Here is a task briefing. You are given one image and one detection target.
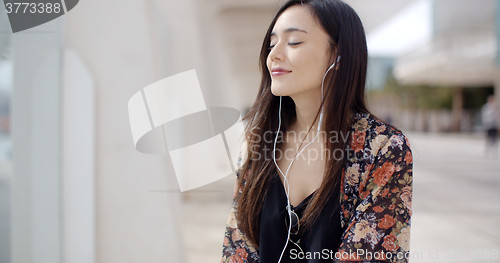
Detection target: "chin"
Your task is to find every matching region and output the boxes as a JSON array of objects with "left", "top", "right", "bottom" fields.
[
  {"left": 270, "top": 87, "right": 282, "bottom": 96},
  {"left": 271, "top": 85, "right": 292, "bottom": 97},
  {"left": 271, "top": 89, "right": 284, "bottom": 96}
]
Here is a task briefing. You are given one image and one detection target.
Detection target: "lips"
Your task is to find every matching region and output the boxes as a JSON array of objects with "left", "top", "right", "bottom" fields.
[{"left": 271, "top": 67, "right": 291, "bottom": 76}]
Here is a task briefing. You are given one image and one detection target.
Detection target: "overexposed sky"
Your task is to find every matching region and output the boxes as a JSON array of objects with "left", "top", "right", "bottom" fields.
[{"left": 367, "top": 0, "right": 432, "bottom": 57}]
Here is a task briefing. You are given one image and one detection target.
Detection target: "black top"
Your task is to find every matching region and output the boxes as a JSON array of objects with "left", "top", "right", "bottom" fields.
[{"left": 259, "top": 173, "right": 344, "bottom": 263}]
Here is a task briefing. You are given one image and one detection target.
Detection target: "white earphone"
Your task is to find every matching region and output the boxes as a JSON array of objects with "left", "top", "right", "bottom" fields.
[
  {"left": 273, "top": 55, "right": 340, "bottom": 263},
  {"left": 317, "top": 55, "right": 340, "bottom": 132}
]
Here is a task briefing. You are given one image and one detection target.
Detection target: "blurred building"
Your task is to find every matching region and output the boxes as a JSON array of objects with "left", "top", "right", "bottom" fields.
[{"left": 394, "top": 0, "right": 500, "bottom": 132}]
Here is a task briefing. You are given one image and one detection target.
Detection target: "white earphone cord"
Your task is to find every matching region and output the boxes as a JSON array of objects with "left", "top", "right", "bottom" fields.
[{"left": 273, "top": 56, "right": 339, "bottom": 263}]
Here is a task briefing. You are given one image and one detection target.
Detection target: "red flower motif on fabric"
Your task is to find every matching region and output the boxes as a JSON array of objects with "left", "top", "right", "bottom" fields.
[
  {"left": 405, "top": 150, "right": 412, "bottom": 165},
  {"left": 373, "top": 206, "right": 384, "bottom": 213},
  {"left": 382, "top": 233, "right": 399, "bottom": 252},
  {"left": 378, "top": 214, "right": 396, "bottom": 229},
  {"left": 373, "top": 162, "right": 395, "bottom": 186},
  {"left": 351, "top": 131, "right": 366, "bottom": 153},
  {"left": 229, "top": 254, "right": 243, "bottom": 263},
  {"left": 235, "top": 248, "right": 248, "bottom": 260}
]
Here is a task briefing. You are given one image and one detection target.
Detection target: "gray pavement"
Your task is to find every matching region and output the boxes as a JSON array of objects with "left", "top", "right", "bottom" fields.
[
  {"left": 181, "top": 132, "right": 500, "bottom": 263},
  {"left": 408, "top": 132, "right": 500, "bottom": 262}
]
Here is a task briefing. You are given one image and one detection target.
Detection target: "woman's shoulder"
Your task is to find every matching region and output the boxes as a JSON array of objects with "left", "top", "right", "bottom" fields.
[
  {"left": 350, "top": 112, "right": 407, "bottom": 136},
  {"left": 349, "top": 112, "right": 412, "bottom": 156}
]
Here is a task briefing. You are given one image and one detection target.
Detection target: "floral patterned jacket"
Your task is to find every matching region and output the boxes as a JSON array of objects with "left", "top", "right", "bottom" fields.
[{"left": 221, "top": 112, "right": 413, "bottom": 262}]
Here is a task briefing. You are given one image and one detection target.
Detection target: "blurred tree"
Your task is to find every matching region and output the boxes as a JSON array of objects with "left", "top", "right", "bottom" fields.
[{"left": 366, "top": 76, "right": 493, "bottom": 132}]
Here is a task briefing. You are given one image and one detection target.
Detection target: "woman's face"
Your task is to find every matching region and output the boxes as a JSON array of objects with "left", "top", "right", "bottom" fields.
[{"left": 267, "top": 5, "right": 334, "bottom": 98}]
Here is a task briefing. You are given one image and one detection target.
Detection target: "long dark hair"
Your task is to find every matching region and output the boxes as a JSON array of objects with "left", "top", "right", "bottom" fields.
[{"left": 236, "top": 0, "right": 370, "bottom": 248}]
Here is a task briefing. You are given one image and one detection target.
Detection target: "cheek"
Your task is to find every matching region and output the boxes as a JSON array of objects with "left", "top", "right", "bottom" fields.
[{"left": 294, "top": 52, "right": 325, "bottom": 87}]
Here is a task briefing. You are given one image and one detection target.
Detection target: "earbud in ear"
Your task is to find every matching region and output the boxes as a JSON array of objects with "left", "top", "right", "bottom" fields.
[{"left": 327, "top": 56, "right": 341, "bottom": 71}]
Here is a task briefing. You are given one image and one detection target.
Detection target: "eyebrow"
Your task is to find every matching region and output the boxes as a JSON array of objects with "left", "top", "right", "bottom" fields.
[{"left": 270, "top": 27, "right": 308, "bottom": 36}]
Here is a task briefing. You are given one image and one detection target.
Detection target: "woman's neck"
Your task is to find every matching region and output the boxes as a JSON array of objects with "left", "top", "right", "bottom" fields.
[{"left": 289, "top": 89, "right": 323, "bottom": 134}]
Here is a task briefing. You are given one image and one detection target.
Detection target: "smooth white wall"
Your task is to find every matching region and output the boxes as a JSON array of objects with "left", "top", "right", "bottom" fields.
[
  {"left": 65, "top": 0, "right": 185, "bottom": 262},
  {"left": 11, "top": 20, "right": 63, "bottom": 263},
  {"left": 63, "top": 49, "right": 96, "bottom": 263}
]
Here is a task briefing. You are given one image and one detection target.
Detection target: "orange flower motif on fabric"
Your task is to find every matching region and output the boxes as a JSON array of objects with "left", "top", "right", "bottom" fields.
[
  {"left": 373, "top": 206, "right": 384, "bottom": 213},
  {"left": 378, "top": 214, "right": 396, "bottom": 229},
  {"left": 351, "top": 131, "right": 366, "bottom": 153},
  {"left": 359, "top": 190, "right": 369, "bottom": 200},
  {"left": 373, "top": 162, "right": 395, "bottom": 186},
  {"left": 365, "top": 163, "right": 374, "bottom": 174},
  {"left": 382, "top": 233, "right": 399, "bottom": 252},
  {"left": 229, "top": 255, "right": 243, "bottom": 263},
  {"left": 235, "top": 248, "right": 248, "bottom": 260},
  {"left": 405, "top": 149, "right": 412, "bottom": 165},
  {"left": 375, "top": 125, "right": 386, "bottom": 134}
]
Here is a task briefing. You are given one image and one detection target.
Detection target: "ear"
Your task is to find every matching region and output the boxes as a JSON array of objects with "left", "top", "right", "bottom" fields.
[
  {"left": 329, "top": 47, "right": 340, "bottom": 70},
  {"left": 334, "top": 53, "right": 340, "bottom": 71}
]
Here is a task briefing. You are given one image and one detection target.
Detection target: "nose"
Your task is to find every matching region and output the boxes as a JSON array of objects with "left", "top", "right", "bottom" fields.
[{"left": 268, "top": 41, "right": 285, "bottom": 61}]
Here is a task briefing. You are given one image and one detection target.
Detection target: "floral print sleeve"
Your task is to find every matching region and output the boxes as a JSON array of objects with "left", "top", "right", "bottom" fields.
[
  {"left": 338, "top": 117, "right": 413, "bottom": 262},
  {"left": 221, "top": 141, "right": 260, "bottom": 263}
]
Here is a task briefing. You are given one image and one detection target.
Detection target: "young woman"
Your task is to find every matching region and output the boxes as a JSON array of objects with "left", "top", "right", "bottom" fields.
[{"left": 221, "top": 0, "right": 413, "bottom": 262}]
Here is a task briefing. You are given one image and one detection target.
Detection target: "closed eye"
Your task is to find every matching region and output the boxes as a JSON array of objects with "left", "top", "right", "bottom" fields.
[{"left": 268, "top": 42, "right": 303, "bottom": 50}]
